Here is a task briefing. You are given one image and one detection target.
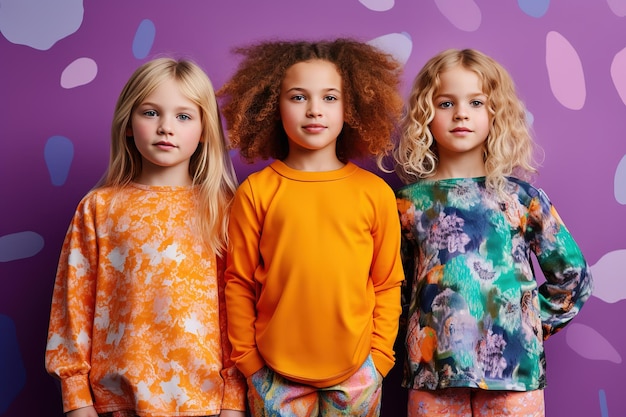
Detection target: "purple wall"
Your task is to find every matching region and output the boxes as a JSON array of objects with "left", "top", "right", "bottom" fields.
[{"left": 1, "top": 1, "right": 625, "bottom": 415}]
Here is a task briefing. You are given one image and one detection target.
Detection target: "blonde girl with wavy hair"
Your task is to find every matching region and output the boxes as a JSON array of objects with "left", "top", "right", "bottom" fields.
[
  {"left": 394, "top": 49, "right": 592, "bottom": 417},
  {"left": 45, "top": 58, "right": 246, "bottom": 417},
  {"left": 395, "top": 48, "right": 537, "bottom": 194}
]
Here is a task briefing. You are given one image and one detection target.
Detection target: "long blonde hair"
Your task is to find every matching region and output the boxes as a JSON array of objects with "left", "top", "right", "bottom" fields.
[
  {"left": 103, "top": 57, "right": 238, "bottom": 254},
  {"left": 394, "top": 48, "right": 538, "bottom": 194}
]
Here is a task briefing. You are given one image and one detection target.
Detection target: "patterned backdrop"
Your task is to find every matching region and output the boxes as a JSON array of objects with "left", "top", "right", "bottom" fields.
[{"left": 1, "top": 1, "right": 625, "bottom": 415}]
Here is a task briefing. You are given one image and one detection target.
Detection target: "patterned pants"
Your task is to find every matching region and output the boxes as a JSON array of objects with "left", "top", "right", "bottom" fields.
[
  {"left": 247, "top": 355, "right": 382, "bottom": 417},
  {"left": 407, "top": 388, "right": 545, "bottom": 417},
  {"left": 100, "top": 412, "right": 216, "bottom": 417}
]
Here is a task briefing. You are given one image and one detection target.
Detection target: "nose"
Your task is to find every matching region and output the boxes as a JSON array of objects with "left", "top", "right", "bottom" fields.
[
  {"left": 454, "top": 104, "right": 469, "bottom": 120},
  {"left": 306, "top": 99, "right": 322, "bottom": 118},
  {"left": 158, "top": 118, "right": 173, "bottom": 135}
]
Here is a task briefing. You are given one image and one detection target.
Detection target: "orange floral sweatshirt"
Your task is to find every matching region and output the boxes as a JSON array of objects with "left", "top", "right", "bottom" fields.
[{"left": 45, "top": 183, "right": 246, "bottom": 416}]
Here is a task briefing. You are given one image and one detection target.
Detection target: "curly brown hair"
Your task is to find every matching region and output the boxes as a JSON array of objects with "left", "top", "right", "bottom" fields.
[{"left": 217, "top": 38, "right": 404, "bottom": 166}]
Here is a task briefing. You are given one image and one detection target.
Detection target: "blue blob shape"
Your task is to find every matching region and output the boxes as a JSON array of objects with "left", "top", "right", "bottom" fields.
[
  {"left": 599, "top": 389, "right": 609, "bottom": 417},
  {"left": 44, "top": 135, "right": 74, "bottom": 186},
  {"left": 132, "top": 19, "right": 156, "bottom": 59},
  {"left": 518, "top": 0, "right": 550, "bottom": 17},
  {"left": 0, "top": 315, "right": 27, "bottom": 414},
  {"left": 0, "top": 231, "right": 45, "bottom": 262}
]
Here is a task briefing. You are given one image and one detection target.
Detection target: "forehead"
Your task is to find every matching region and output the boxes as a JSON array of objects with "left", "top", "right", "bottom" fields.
[
  {"left": 281, "top": 59, "right": 342, "bottom": 89},
  {"left": 437, "top": 65, "right": 483, "bottom": 94}
]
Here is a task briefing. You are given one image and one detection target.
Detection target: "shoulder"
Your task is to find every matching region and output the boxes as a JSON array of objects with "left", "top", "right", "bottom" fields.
[
  {"left": 505, "top": 177, "right": 549, "bottom": 206},
  {"left": 350, "top": 164, "right": 392, "bottom": 187},
  {"left": 75, "top": 186, "right": 116, "bottom": 207}
]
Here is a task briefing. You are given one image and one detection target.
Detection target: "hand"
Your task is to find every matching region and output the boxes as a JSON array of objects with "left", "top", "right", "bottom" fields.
[
  {"left": 219, "top": 409, "right": 246, "bottom": 417},
  {"left": 66, "top": 406, "right": 98, "bottom": 417}
]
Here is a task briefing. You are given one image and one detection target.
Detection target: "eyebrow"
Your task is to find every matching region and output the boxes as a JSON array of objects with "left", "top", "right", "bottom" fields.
[
  {"left": 434, "top": 91, "right": 486, "bottom": 99},
  {"left": 284, "top": 87, "right": 341, "bottom": 94},
  {"left": 138, "top": 102, "right": 200, "bottom": 112}
]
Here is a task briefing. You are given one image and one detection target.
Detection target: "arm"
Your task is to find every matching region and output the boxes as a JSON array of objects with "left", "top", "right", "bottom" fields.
[
  {"left": 45, "top": 196, "right": 98, "bottom": 412},
  {"left": 66, "top": 406, "right": 98, "bottom": 417},
  {"left": 219, "top": 410, "right": 246, "bottom": 417},
  {"left": 529, "top": 189, "right": 593, "bottom": 339},
  {"left": 369, "top": 186, "right": 405, "bottom": 377},
  {"left": 224, "top": 180, "right": 266, "bottom": 377},
  {"left": 216, "top": 255, "right": 247, "bottom": 411}
]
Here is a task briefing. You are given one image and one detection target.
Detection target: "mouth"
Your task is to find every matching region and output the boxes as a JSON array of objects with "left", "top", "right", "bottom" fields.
[
  {"left": 451, "top": 127, "right": 472, "bottom": 133},
  {"left": 303, "top": 124, "right": 326, "bottom": 132},
  {"left": 154, "top": 141, "right": 176, "bottom": 149}
]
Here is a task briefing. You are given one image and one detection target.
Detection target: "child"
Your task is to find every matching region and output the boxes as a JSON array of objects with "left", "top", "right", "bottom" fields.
[
  {"left": 394, "top": 48, "right": 593, "bottom": 416},
  {"left": 217, "top": 38, "right": 405, "bottom": 417},
  {"left": 45, "top": 58, "right": 246, "bottom": 417}
]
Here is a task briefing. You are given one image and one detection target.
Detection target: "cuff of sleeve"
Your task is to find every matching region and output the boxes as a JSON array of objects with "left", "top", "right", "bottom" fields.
[
  {"left": 235, "top": 349, "right": 265, "bottom": 378},
  {"left": 371, "top": 349, "right": 395, "bottom": 378},
  {"left": 61, "top": 374, "right": 93, "bottom": 412},
  {"left": 221, "top": 376, "right": 248, "bottom": 411}
]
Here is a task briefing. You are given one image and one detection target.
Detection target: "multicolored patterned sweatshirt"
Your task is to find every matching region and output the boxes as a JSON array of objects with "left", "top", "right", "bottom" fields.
[
  {"left": 45, "top": 184, "right": 246, "bottom": 416},
  {"left": 225, "top": 161, "right": 404, "bottom": 388},
  {"left": 396, "top": 177, "right": 592, "bottom": 392}
]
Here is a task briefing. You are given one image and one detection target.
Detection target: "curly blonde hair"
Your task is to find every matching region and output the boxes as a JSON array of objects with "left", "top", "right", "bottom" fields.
[
  {"left": 104, "top": 58, "right": 238, "bottom": 255},
  {"left": 217, "top": 38, "right": 404, "bottom": 167},
  {"left": 394, "top": 48, "right": 538, "bottom": 194}
]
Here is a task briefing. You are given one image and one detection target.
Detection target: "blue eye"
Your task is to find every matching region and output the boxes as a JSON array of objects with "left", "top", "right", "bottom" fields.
[
  {"left": 178, "top": 114, "right": 191, "bottom": 121},
  {"left": 439, "top": 101, "right": 453, "bottom": 109},
  {"left": 470, "top": 100, "right": 484, "bottom": 107},
  {"left": 143, "top": 110, "right": 157, "bottom": 117}
]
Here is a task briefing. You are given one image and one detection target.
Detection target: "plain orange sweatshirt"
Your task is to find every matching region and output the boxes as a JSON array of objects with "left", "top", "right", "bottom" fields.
[{"left": 225, "top": 161, "right": 404, "bottom": 388}]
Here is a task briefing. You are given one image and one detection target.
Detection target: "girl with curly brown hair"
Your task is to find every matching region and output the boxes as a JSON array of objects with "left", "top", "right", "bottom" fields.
[{"left": 218, "top": 38, "right": 405, "bottom": 417}]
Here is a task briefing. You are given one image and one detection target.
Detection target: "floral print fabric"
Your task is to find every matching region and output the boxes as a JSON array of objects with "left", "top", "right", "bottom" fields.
[
  {"left": 396, "top": 177, "right": 592, "bottom": 391},
  {"left": 45, "top": 184, "right": 246, "bottom": 416}
]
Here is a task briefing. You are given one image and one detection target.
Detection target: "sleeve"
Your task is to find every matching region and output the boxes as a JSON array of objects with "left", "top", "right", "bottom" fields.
[
  {"left": 44, "top": 195, "right": 99, "bottom": 412},
  {"left": 216, "top": 255, "right": 247, "bottom": 411},
  {"left": 224, "top": 180, "right": 266, "bottom": 378},
  {"left": 527, "top": 188, "right": 593, "bottom": 339},
  {"left": 396, "top": 195, "right": 417, "bottom": 336},
  {"left": 369, "top": 184, "right": 405, "bottom": 377}
]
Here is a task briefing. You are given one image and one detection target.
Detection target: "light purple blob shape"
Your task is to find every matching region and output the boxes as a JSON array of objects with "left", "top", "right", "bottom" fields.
[
  {"left": 0, "top": 231, "right": 44, "bottom": 262},
  {"left": 545, "top": 31, "right": 586, "bottom": 110},
  {"left": 607, "top": 0, "right": 626, "bottom": 16},
  {"left": 0, "top": 0, "right": 83, "bottom": 51},
  {"left": 44, "top": 135, "right": 74, "bottom": 186},
  {"left": 132, "top": 19, "right": 156, "bottom": 59},
  {"left": 359, "top": 0, "right": 394, "bottom": 12},
  {"left": 590, "top": 249, "right": 626, "bottom": 302},
  {"left": 434, "top": 0, "right": 481, "bottom": 32},
  {"left": 61, "top": 57, "right": 98, "bottom": 89},
  {"left": 610, "top": 47, "right": 626, "bottom": 106},
  {"left": 517, "top": 0, "right": 550, "bottom": 17},
  {"left": 566, "top": 323, "right": 622, "bottom": 364},
  {"left": 0, "top": 314, "right": 26, "bottom": 413},
  {"left": 368, "top": 32, "right": 412, "bottom": 65},
  {"left": 615, "top": 155, "right": 626, "bottom": 204}
]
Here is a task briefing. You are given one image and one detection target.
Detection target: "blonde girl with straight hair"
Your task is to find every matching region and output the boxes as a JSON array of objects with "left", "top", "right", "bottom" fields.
[
  {"left": 106, "top": 57, "right": 237, "bottom": 254},
  {"left": 394, "top": 49, "right": 592, "bottom": 417},
  {"left": 45, "top": 58, "right": 246, "bottom": 417}
]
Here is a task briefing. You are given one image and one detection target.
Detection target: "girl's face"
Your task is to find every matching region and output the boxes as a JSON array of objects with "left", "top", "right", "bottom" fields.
[
  {"left": 128, "top": 77, "right": 202, "bottom": 186},
  {"left": 429, "top": 65, "right": 490, "bottom": 164},
  {"left": 279, "top": 59, "right": 344, "bottom": 168}
]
